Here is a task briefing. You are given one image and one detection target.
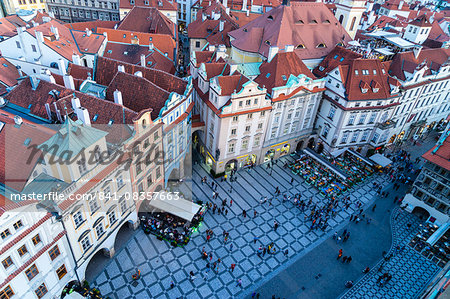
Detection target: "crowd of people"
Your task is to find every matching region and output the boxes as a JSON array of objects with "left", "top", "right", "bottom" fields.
[{"left": 141, "top": 213, "right": 191, "bottom": 246}]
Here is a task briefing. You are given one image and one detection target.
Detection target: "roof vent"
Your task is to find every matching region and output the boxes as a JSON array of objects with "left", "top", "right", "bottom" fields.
[{"left": 14, "top": 115, "right": 23, "bottom": 126}]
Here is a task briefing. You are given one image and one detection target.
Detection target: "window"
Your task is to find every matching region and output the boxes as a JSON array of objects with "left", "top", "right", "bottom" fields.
[
  {"left": 257, "top": 123, "right": 263, "bottom": 129},
  {"left": 232, "top": 116, "right": 238, "bottom": 122},
  {"left": 78, "top": 158, "right": 87, "bottom": 174},
  {"left": 80, "top": 236, "right": 91, "bottom": 252},
  {"left": 361, "top": 130, "right": 370, "bottom": 142},
  {"left": 73, "top": 211, "right": 84, "bottom": 228},
  {"left": 368, "top": 113, "right": 377, "bottom": 124},
  {"left": 31, "top": 44, "right": 37, "bottom": 52},
  {"left": 156, "top": 167, "right": 161, "bottom": 179},
  {"left": 254, "top": 136, "right": 260, "bottom": 147},
  {"left": 56, "top": 264, "right": 67, "bottom": 280},
  {"left": 322, "top": 126, "right": 329, "bottom": 138},
  {"left": 247, "top": 113, "right": 252, "bottom": 119},
  {"left": 95, "top": 222, "right": 104, "bottom": 238},
  {"left": 347, "top": 114, "right": 356, "bottom": 125},
  {"left": 371, "top": 132, "right": 380, "bottom": 143},
  {"left": 341, "top": 132, "right": 349, "bottom": 144},
  {"left": 16, "top": 41, "right": 21, "bottom": 49},
  {"left": 231, "top": 128, "right": 236, "bottom": 135},
  {"left": 117, "top": 176, "right": 124, "bottom": 189},
  {"left": 195, "top": 41, "right": 200, "bottom": 48},
  {"left": 13, "top": 220, "right": 23, "bottom": 230},
  {"left": 245, "top": 126, "right": 251, "bottom": 132},
  {"left": 362, "top": 69, "right": 369, "bottom": 75},
  {"left": 1, "top": 229, "right": 11, "bottom": 240},
  {"left": 328, "top": 106, "right": 336, "bottom": 120},
  {"left": 355, "top": 70, "right": 359, "bottom": 75},
  {"left": 2, "top": 257, "right": 13, "bottom": 269},
  {"left": 358, "top": 113, "right": 367, "bottom": 124},
  {"left": 0, "top": 285, "right": 14, "bottom": 299},
  {"left": 351, "top": 132, "right": 359, "bottom": 143},
  {"left": 17, "top": 245, "right": 28, "bottom": 257},
  {"left": 25, "top": 264, "right": 39, "bottom": 281},
  {"left": 32, "top": 234, "right": 41, "bottom": 246},
  {"left": 154, "top": 131, "right": 159, "bottom": 140},
  {"left": 146, "top": 175, "right": 152, "bottom": 187},
  {"left": 242, "top": 139, "right": 248, "bottom": 150},
  {"left": 245, "top": 100, "right": 251, "bottom": 106},
  {"left": 89, "top": 198, "right": 99, "bottom": 214},
  {"left": 254, "top": 98, "right": 258, "bottom": 105},
  {"left": 350, "top": 16, "right": 356, "bottom": 31},
  {"left": 35, "top": 283, "right": 47, "bottom": 298},
  {"left": 49, "top": 245, "right": 60, "bottom": 260},
  {"left": 228, "top": 142, "right": 235, "bottom": 153},
  {"left": 136, "top": 163, "right": 142, "bottom": 175},
  {"left": 120, "top": 197, "right": 127, "bottom": 214},
  {"left": 239, "top": 101, "right": 243, "bottom": 107}
]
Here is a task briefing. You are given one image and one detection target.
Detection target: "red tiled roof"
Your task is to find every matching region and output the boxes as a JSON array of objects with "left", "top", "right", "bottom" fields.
[
  {"left": 228, "top": 10, "right": 264, "bottom": 27},
  {"left": 388, "top": 48, "right": 450, "bottom": 81},
  {"left": 64, "top": 20, "right": 118, "bottom": 32},
  {"left": 0, "top": 111, "right": 56, "bottom": 192},
  {"left": 68, "top": 63, "right": 93, "bottom": 80},
  {"left": 217, "top": 74, "right": 249, "bottom": 95},
  {"left": 422, "top": 134, "right": 450, "bottom": 171},
  {"left": 0, "top": 57, "right": 20, "bottom": 88},
  {"left": 119, "top": 0, "right": 177, "bottom": 10},
  {"left": 381, "top": 0, "right": 410, "bottom": 11},
  {"left": 193, "top": 51, "right": 215, "bottom": 67},
  {"left": 229, "top": 2, "right": 352, "bottom": 61},
  {"left": 118, "top": 6, "right": 176, "bottom": 39},
  {"left": 427, "top": 21, "right": 450, "bottom": 43},
  {"left": 95, "top": 56, "right": 186, "bottom": 94},
  {"left": 255, "top": 51, "right": 316, "bottom": 94},
  {"left": 106, "top": 71, "right": 170, "bottom": 120},
  {"left": 103, "top": 42, "right": 175, "bottom": 73},
  {"left": 409, "top": 14, "right": 432, "bottom": 27},
  {"left": 367, "top": 15, "right": 406, "bottom": 31},
  {"left": 98, "top": 28, "right": 176, "bottom": 58},
  {"left": 203, "top": 62, "right": 231, "bottom": 79},
  {"left": 313, "top": 46, "right": 362, "bottom": 78},
  {"left": 187, "top": 1, "right": 238, "bottom": 47},
  {"left": 0, "top": 18, "right": 17, "bottom": 38},
  {"left": 340, "top": 58, "right": 399, "bottom": 100}
]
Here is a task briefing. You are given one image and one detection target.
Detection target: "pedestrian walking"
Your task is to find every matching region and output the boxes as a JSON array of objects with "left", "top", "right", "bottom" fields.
[
  {"left": 236, "top": 279, "right": 242, "bottom": 287},
  {"left": 284, "top": 249, "right": 289, "bottom": 257},
  {"left": 254, "top": 236, "right": 259, "bottom": 244},
  {"left": 337, "top": 249, "right": 343, "bottom": 260},
  {"left": 274, "top": 221, "right": 279, "bottom": 231},
  {"left": 189, "top": 271, "right": 196, "bottom": 280},
  {"left": 243, "top": 210, "right": 247, "bottom": 218},
  {"left": 347, "top": 256, "right": 352, "bottom": 263},
  {"left": 372, "top": 204, "right": 377, "bottom": 212},
  {"left": 254, "top": 210, "right": 257, "bottom": 217},
  {"left": 290, "top": 177, "right": 294, "bottom": 184},
  {"left": 230, "top": 243, "right": 233, "bottom": 251},
  {"left": 170, "top": 281, "right": 175, "bottom": 288},
  {"left": 231, "top": 263, "right": 236, "bottom": 272},
  {"left": 342, "top": 256, "right": 348, "bottom": 263}
]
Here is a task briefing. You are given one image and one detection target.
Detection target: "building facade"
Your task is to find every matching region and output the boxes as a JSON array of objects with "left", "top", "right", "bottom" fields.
[
  {"left": 46, "top": 0, "right": 120, "bottom": 22},
  {"left": 334, "top": 0, "right": 366, "bottom": 39}
]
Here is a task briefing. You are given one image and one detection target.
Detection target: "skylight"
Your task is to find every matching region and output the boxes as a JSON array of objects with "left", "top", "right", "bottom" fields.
[
  {"left": 339, "top": 57, "right": 344, "bottom": 62},
  {"left": 282, "top": 75, "right": 287, "bottom": 80},
  {"left": 24, "top": 138, "right": 31, "bottom": 146},
  {"left": 108, "top": 119, "right": 114, "bottom": 126},
  {"left": 266, "top": 73, "right": 271, "bottom": 78},
  {"left": 93, "top": 114, "right": 98, "bottom": 122},
  {"left": 2, "top": 63, "right": 7, "bottom": 67},
  {"left": 333, "top": 55, "right": 338, "bottom": 59},
  {"left": 107, "top": 50, "right": 112, "bottom": 53}
]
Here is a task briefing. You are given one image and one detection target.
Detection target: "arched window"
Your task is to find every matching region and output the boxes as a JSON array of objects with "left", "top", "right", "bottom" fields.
[
  {"left": 296, "top": 44, "right": 305, "bottom": 49},
  {"left": 350, "top": 16, "right": 357, "bottom": 31},
  {"left": 142, "top": 119, "right": 147, "bottom": 129},
  {"left": 338, "top": 15, "right": 344, "bottom": 24},
  {"left": 316, "top": 43, "right": 326, "bottom": 48}
]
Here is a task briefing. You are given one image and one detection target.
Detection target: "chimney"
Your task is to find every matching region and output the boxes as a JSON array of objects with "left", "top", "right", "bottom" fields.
[
  {"left": 85, "top": 28, "right": 92, "bottom": 37},
  {"left": 32, "top": 20, "right": 38, "bottom": 27},
  {"left": 202, "top": 12, "right": 207, "bottom": 21},
  {"left": 246, "top": 10, "right": 249, "bottom": 17},
  {"left": 42, "top": 16, "right": 51, "bottom": 23},
  {"left": 14, "top": 115, "right": 23, "bottom": 126},
  {"left": 134, "top": 71, "right": 143, "bottom": 77},
  {"left": 226, "top": 7, "right": 230, "bottom": 14},
  {"left": 242, "top": 0, "right": 247, "bottom": 10},
  {"left": 149, "top": 42, "right": 154, "bottom": 51},
  {"left": 285, "top": 45, "right": 294, "bottom": 52},
  {"left": 17, "top": 27, "right": 25, "bottom": 35},
  {"left": 398, "top": 0, "right": 403, "bottom": 10},
  {"left": 71, "top": 96, "right": 81, "bottom": 110},
  {"left": 223, "top": 0, "right": 227, "bottom": 7},
  {"left": 40, "top": 69, "right": 56, "bottom": 84},
  {"left": 63, "top": 75, "right": 75, "bottom": 90},
  {"left": 140, "top": 54, "right": 146, "bottom": 67},
  {"left": 219, "top": 20, "right": 224, "bottom": 32},
  {"left": 30, "top": 75, "right": 40, "bottom": 90},
  {"left": 58, "top": 58, "right": 66, "bottom": 76},
  {"left": 118, "top": 65, "right": 125, "bottom": 72},
  {"left": 113, "top": 90, "right": 123, "bottom": 105},
  {"left": 51, "top": 26, "right": 59, "bottom": 40},
  {"left": 36, "top": 31, "right": 44, "bottom": 43},
  {"left": 0, "top": 97, "right": 6, "bottom": 106},
  {"left": 216, "top": 44, "right": 227, "bottom": 60},
  {"left": 282, "top": 0, "right": 290, "bottom": 5},
  {"left": 208, "top": 44, "right": 216, "bottom": 51},
  {"left": 267, "top": 46, "right": 279, "bottom": 62},
  {"left": 72, "top": 54, "right": 81, "bottom": 65},
  {"left": 76, "top": 107, "right": 91, "bottom": 126},
  {"left": 413, "top": 46, "right": 422, "bottom": 59},
  {"left": 48, "top": 11, "right": 55, "bottom": 18}
]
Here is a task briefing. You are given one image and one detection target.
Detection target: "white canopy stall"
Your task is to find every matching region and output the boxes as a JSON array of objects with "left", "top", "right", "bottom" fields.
[
  {"left": 369, "top": 154, "right": 392, "bottom": 168},
  {"left": 148, "top": 192, "right": 202, "bottom": 223}
]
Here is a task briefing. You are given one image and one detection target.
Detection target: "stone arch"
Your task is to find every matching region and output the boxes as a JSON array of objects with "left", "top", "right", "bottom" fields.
[
  {"left": 350, "top": 16, "right": 357, "bottom": 31},
  {"left": 296, "top": 140, "right": 304, "bottom": 152},
  {"left": 113, "top": 220, "right": 135, "bottom": 252},
  {"left": 412, "top": 206, "right": 430, "bottom": 221},
  {"left": 307, "top": 138, "right": 315, "bottom": 149},
  {"left": 84, "top": 248, "right": 111, "bottom": 282},
  {"left": 317, "top": 142, "right": 324, "bottom": 154}
]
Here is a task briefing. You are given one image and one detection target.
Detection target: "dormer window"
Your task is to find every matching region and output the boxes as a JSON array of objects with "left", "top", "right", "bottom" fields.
[
  {"left": 362, "top": 69, "right": 369, "bottom": 75},
  {"left": 333, "top": 54, "right": 338, "bottom": 59},
  {"left": 373, "top": 88, "right": 379, "bottom": 93},
  {"left": 144, "top": 0, "right": 149, "bottom": 5},
  {"left": 268, "top": 15, "right": 273, "bottom": 20},
  {"left": 361, "top": 88, "right": 368, "bottom": 93},
  {"left": 382, "top": 69, "right": 386, "bottom": 74},
  {"left": 324, "top": 20, "right": 330, "bottom": 23},
  {"left": 310, "top": 20, "right": 318, "bottom": 24},
  {"left": 243, "top": 28, "right": 247, "bottom": 32},
  {"left": 355, "top": 70, "right": 359, "bottom": 75},
  {"left": 265, "top": 40, "right": 271, "bottom": 45},
  {"left": 319, "top": 66, "right": 324, "bottom": 71},
  {"left": 297, "top": 20, "right": 304, "bottom": 24},
  {"left": 316, "top": 43, "right": 326, "bottom": 48},
  {"left": 296, "top": 44, "right": 305, "bottom": 49}
]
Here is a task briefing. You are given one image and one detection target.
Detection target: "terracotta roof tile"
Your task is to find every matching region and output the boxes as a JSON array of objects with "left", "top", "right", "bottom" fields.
[
  {"left": 422, "top": 134, "right": 450, "bottom": 171},
  {"left": 204, "top": 62, "right": 231, "bottom": 79},
  {"left": 118, "top": 6, "right": 176, "bottom": 39},
  {"left": 0, "top": 57, "right": 20, "bottom": 88},
  {"left": 64, "top": 20, "right": 118, "bottom": 32},
  {"left": 217, "top": 74, "right": 249, "bottom": 95},
  {"left": 228, "top": 2, "right": 352, "bottom": 61},
  {"left": 313, "top": 46, "right": 362, "bottom": 78},
  {"left": 193, "top": 51, "right": 215, "bottom": 67},
  {"left": 255, "top": 51, "right": 316, "bottom": 93}
]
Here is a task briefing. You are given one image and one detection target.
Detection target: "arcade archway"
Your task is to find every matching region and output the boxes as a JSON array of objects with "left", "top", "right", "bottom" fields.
[
  {"left": 412, "top": 206, "right": 430, "bottom": 221},
  {"left": 225, "top": 159, "right": 238, "bottom": 172},
  {"left": 296, "top": 140, "right": 304, "bottom": 152},
  {"left": 307, "top": 138, "right": 315, "bottom": 149}
]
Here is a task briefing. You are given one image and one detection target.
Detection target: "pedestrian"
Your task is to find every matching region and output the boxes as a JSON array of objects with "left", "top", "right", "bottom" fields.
[
  {"left": 372, "top": 204, "right": 376, "bottom": 212},
  {"left": 284, "top": 249, "right": 289, "bottom": 257},
  {"left": 170, "top": 281, "right": 175, "bottom": 288},
  {"left": 236, "top": 279, "right": 242, "bottom": 287},
  {"left": 337, "top": 249, "right": 343, "bottom": 260},
  {"left": 274, "top": 221, "right": 279, "bottom": 231},
  {"left": 347, "top": 256, "right": 352, "bottom": 263},
  {"left": 350, "top": 215, "right": 354, "bottom": 221},
  {"left": 243, "top": 210, "right": 247, "bottom": 218},
  {"left": 189, "top": 270, "right": 196, "bottom": 280},
  {"left": 225, "top": 209, "right": 228, "bottom": 216},
  {"left": 231, "top": 263, "right": 236, "bottom": 272},
  {"left": 230, "top": 243, "right": 233, "bottom": 251},
  {"left": 209, "top": 253, "right": 213, "bottom": 261},
  {"left": 254, "top": 236, "right": 259, "bottom": 244},
  {"left": 342, "top": 256, "right": 348, "bottom": 263},
  {"left": 230, "top": 199, "right": 233, "bottom": 206},
  {"left": 254, "top": 210, "right": 257, "bottom": 217},
  {"left": 263, "top": 247, "right": 267, "bottom": 256},
  {"left": 206, "top": 234, "right": 211, "bottom": 242},
  {"left": 291, "top": 177, "right": 294, "bottom": 184}
]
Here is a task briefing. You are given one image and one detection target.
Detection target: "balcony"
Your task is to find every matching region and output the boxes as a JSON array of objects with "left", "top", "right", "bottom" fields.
[{"left": 375, "top": 119, "right": 397, "bottom": 130}]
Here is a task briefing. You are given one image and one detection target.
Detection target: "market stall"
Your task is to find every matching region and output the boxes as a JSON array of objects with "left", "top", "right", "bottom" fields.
[{"left": 369, "top": 153, "right": 392, "bottom": 170}]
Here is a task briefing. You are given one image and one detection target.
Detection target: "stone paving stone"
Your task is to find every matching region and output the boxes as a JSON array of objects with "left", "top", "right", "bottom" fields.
[{"left": 92, "top": 155, "right": 394, "bottom": 299}]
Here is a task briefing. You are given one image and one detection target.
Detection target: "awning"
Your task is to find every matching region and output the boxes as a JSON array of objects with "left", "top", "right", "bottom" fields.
[
  {"left": 303, "top": 148, "right": 347, "bottom": 180},
  {"left": 369, "top": 154, "right": 392, "bottom": 167},
  {"left": 426, "top": 223, "right": 450, "bottom": 246},
  {"left": 331, "top": 148, "right": 347, "bottom": 158},
  {"left": 148, "top": 192, "right": 201, "bottom": 222},
  {"left": 375, "top": 47, "right": 394, "bottom": 55},
  {"left": 347, "top": 149, "right": 375, "bottom": 166},
  {"left": 65, "top": 293, "right": 85, "bottom": 299}
]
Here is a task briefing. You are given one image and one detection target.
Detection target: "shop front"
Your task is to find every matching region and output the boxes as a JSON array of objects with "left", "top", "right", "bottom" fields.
[
  {"left": 240, "top": 154, "right": 257, "bottom": 168},
  {"left": 264, "top": 149, "right": 275, "bottom": 162},
  {"left": 280, "top": 144, "right": 290, "bottom": 155},
  {"left": 225, "top": 159, "right": 238, "bottom": 172}
]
